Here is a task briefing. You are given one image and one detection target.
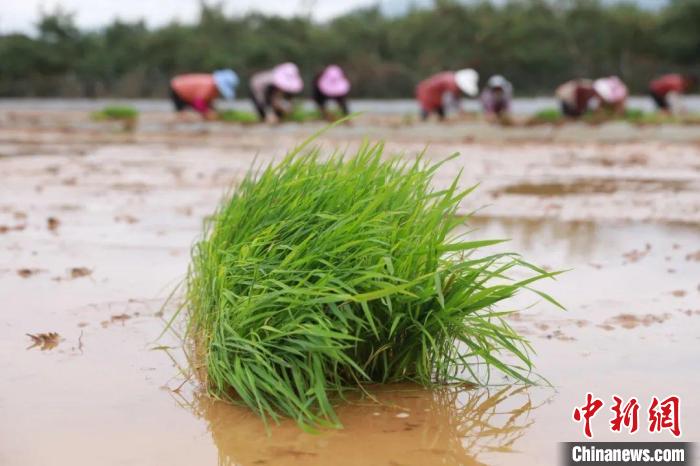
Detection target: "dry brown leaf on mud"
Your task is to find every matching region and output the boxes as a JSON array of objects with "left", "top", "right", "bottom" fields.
[
  {"left": 26, "top": 332, "right": 60, "bottom": 350},
  {"left": 114, "top": 214, "right": 139, "bottom": 224},
  {"left": 110, "top": 313, "right": 131, "bottom": 323},
  {"left": 70, "top": 267, "right": 92, "bottom": 279},
  {"left": 47, "top": 217, "right": 61, "bottom": 231},
  {"left": 1, "top": 224, "right": 26, "bottom": 234},
  {"left": 17, "top": 268, "right": 41, "bottom": 278},
  {"left": 622, "top": 244, "right": 651, "bottom": 263},
  {"left": 604, "top": 313, "right": 671, "bottom": 329}
]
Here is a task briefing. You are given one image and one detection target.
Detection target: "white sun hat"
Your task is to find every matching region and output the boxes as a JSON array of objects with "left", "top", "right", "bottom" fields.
[
  {"left": 455, "top": 68, "right": 479, "bottom": 97},
  {"left": 488, "top": 74, "right": 509, "bottom": 89}
]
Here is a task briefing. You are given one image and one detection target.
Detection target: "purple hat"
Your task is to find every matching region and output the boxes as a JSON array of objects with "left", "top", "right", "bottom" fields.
[
  {"left": 272, "top": 62, "right": 304, "bottom": 94},
  {"left": 318, "top": 65, "right": 351, "bottom": 97}
]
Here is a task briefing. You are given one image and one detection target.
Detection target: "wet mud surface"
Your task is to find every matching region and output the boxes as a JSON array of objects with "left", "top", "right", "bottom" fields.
[{"left": 1, "top": 109, "right": 699, "bottom": 465}]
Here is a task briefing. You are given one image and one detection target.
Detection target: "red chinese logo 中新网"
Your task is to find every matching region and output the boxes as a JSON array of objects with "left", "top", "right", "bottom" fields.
[
  {"left": 573, "top": 393, "right": 604, "bottom": 438},
  {"left": 573, "top": 394, "right": 681, "bottom": 438},
  {"left": 648, "top": 395, "right": 681, "bottom": 437},
  {"left": 610, "top": 396, "right": 640, "bottom": 434}
]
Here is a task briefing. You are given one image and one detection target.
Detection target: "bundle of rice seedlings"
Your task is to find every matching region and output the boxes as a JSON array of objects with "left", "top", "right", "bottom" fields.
[
  {"left": 527, "top": 108, "right": 563, "bottom": 125},
  {"left": 185, "top": 131, "right": 562, "bottom": 429},
  {"left": 91, "top": 105, "right": 139, "bottom": 131},
  {"left": 529, "top": 108, "right": 652, "bottom": 126},
  {"left": 218, "top": 109, "right": 259, "bottom": 124},
  {"left": 285, "top": 106, "right": 342, "bottom": 122},
  {"left": 92, "top": 105, "right": 139, "bottom": 121},
  {"left": 622, "top": 108, "right": 645, "bottom": 122},
  {"left": 625, "top": 111, "right": 700, "bottom": 126}
]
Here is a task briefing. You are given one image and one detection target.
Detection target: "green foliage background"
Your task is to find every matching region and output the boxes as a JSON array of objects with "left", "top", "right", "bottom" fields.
[{"left": 1, "top": 0, "right": 698, "bottom": 98}]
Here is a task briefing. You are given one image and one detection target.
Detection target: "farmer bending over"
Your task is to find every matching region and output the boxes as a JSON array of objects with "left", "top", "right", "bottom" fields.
[
  {"left": 649, "top": 73, "right": 697, "bottom": 114},
  {"left": 312, "top": 65, "right": 351, "bottom": 120},
  {"left": 169, "top": 69, "right": 238, "bottom": 120},
  {"left": 249, "top": 63, "right": 304, "bottom": 122},
  {"left": 481, "top": 75, "right": 513, "bottom": 122},
  {"left": 555, "top": 79, "right": 597, "bottom": 118},
  {"left": 416, "top": 69, "right": 479, "bottom": 121},
  {"left": 593, "top": 76, "right": 628, "bottom": 114}
]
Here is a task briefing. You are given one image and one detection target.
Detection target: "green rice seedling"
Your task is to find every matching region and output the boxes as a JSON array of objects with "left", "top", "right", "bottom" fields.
[
  {"left": 184, "top": 129, "right": 563, "bottom": 429},
  {"left": 285, "top": 105, "right": 342, "bottom": 122},
  {"left": 218, "top": 109, "right": 259, "bottom": 124},
  {"left": 91, "top": 105, "right": 139, "bottom": 131},
  {"left": 623, "top": 108, "right": 645, "bottom": 122},
  {"left": 92, "top": 105, "right": 139, "bottom": 121},
  {"left": 286, "top": 106, "right": 323, "bottom": 122},
  {"left": 628, "top": 111, "right": 700, "bottom": 126},
  {"left": 528, "top": 108, "right": 563, "bottom": 125},
  {"left": 527, "top": 107, "right": 700, "bottom": 126}
]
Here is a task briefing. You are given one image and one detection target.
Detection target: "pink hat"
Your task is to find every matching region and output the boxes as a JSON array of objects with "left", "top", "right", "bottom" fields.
[
  {"left": 318, "top": 65, "right": 351, "bottom": 97},
  {"left": 272, "top": 62, "right": 304, "bottom": 94},
  {"left": 594, "top": 76, "right": 628, "bottom": 104}
]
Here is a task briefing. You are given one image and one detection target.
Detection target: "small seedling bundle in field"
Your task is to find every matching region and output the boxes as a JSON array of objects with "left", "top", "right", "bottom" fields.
[
  {"left": 185, "top": 134, "right": 562, "bottom": 429},
  {"left": 528, "top": 108, "right": 563, "bottom": 125},
  {"left": 528, "top": 107, "right": 700, "bottom": 126},
  {"left": 218, "top": 107, "right": 341, "bottom": 124},
  {"left": 218, "top": 109, "right": 259, "bottom": 124},
  {"left": 92, "top": 105, "right": 139, "bottom": 121},
  {"left": 285, "top": 106, "right": 342, "bottom": 123},
  {"left": 91, "top": 105, "right": 139, "bottom": 130}
]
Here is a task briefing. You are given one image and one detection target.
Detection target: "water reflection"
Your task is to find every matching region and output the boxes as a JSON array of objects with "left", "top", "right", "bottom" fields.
[
  {"left": 190, "top": 384, "right": 543, "bottom": 466},
  {"left": 468, "top": 217, "right": 600, "bottom": 262}
]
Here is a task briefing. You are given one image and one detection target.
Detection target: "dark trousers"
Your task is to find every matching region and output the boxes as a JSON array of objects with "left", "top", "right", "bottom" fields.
[
  {"left": 312, "top": 87, "right": 349, "bottom": 115},
  {"left": 649, "top": 89, "right": 669, "bottom": 110},
  {"left": 561, "top": 101, "right": 582, "bottom": 117},
  {"left": 421, "top": 106, "right": 445, "bottom": 121},
  {"left": 169, "top": 86, "right": 189, "bottom": 112},
  {"left": 251, "top": 85, "right": 288, "bottom": 120}
]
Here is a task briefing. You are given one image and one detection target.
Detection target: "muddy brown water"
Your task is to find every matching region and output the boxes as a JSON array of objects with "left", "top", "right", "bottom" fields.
[{"left": 1, "top": 112, "right": 699, "bottom": 465}]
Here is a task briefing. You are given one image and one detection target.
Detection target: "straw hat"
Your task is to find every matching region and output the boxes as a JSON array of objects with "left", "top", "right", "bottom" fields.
[
  {"left": 318, "top": 65, "right": 351, "bottom": 97},
  {"left": 455, "top": 69, "right": 479, "bottom": 97},
  {"left": 272, "top": 62, "right": 304, "bottom": 94}
]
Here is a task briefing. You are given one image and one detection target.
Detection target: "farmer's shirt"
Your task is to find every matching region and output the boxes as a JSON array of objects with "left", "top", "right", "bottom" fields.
[
  {"left": 416, "top": 72, "right": 460, "bottom": 111},
  {"left": 249, "top": 69, "right": 276, "bottom": 104},
  {"left": 481, "top": 85, "right": 513, "bottom": 113},
  {"left": 556, "top": 80, "right": 596, "bottom": 113},
  {"left": 650, "top": 74, "right": 687, "bottom": 97},
  {"left": 170, "top": 74, "right": 218, "bottom": 114}
]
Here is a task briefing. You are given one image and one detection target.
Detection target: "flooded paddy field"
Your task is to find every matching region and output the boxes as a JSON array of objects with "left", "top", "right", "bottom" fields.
[
  {"left": 3, "top": 95, "right": 700, "bottom": 115},
  {"left": 1, "top": 107, "right": 699, "bottom": 465}
]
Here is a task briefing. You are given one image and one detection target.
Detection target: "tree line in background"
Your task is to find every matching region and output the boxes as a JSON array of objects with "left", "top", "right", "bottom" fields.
[{"left": 0, "top": 0, "right": 698, "bottom": 98}]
